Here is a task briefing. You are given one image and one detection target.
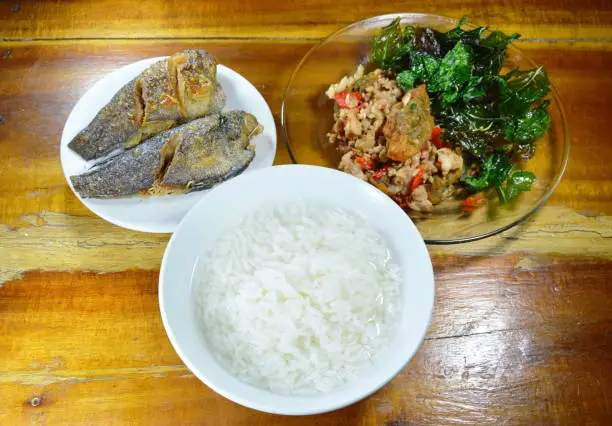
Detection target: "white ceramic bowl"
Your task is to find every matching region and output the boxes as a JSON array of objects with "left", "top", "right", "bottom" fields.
[{"left": 159, "top": 164, "right": 435, "bottom": 415}]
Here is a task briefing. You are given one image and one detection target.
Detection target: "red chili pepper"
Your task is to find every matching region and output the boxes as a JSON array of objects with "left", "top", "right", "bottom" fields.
[
  {"left": 355, "top": 156, "right": 376, "bottom": 171},
  {"left": 392, "top": 195, "right": 408, "bottom": 208},
  {"left": 410, "top": 166, "right": 425, "bottom": 193},
  {"left": 462, "top": 196, "right": 487, "bottom": 212},
  {"left": 334, "top": 91, "right": 363, "bottom": 109},
  {"left": 372, "top": 165, "right": 390, "bottom": 180},
  {"left": 431, "top": 127, "right": 443, "bottom": 139},
  {"left": 463, "top": 196, "right": 486, "bottom": 206},
  {"left": 430, "top": 126, "right": 447, "bottom": 149}
]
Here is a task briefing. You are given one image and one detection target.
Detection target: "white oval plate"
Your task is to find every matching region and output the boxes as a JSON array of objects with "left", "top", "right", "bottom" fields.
[
  {"left": 160, "top": 165, "right": 435, "bottom": 415},
  {"left": 60, "top": 57, "right": 276, "bottom": 233}
]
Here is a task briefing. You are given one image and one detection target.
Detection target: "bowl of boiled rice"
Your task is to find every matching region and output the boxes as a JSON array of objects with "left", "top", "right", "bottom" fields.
[{"left": 159, "top": 164, "right": 434, "bottom": 415}]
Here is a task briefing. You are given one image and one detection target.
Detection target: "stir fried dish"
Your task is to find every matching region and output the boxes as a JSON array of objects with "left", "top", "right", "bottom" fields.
[{"left": 325, "top": 17, "right": 551, "bottom": 212}]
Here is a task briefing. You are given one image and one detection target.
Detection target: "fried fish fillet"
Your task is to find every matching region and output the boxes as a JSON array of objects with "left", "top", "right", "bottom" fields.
[
  {"left": 70, "top": 111, "right": 262, "bottom": 199},
  {"left": 161, "top": 110, "right": 262, "bottom": 192},
  {"left": 68, "top": 50, "right": 225, "bottom": 161}
]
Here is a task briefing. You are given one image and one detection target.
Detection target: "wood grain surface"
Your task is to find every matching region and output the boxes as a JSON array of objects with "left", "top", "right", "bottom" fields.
[
  {"left": 1, "top": 1, "right": 611, "bottom": 425},
  {"left": 1, "top": 0, "right": 611, "bottom": 40}
]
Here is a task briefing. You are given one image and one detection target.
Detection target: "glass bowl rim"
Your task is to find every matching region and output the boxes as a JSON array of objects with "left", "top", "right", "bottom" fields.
[{"left": 280, "top": 12, "right": 570, "bottom": 244}]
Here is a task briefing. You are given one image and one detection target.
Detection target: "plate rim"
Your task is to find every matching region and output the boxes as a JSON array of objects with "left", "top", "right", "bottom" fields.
[
  {"left": 60, "top": 56, "right": 277, "bottom": 233},
  {"left": 280, "top": 12, "right": 570, "bottom": 245}
]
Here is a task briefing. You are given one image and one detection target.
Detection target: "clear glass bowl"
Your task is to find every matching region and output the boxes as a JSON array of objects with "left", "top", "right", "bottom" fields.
[{"left": 281, "top": 13, "right": 569, "bottom": 244}]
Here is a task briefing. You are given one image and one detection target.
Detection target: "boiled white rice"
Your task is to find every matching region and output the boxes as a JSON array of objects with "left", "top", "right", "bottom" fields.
[{"left": 194, "top": 202, "right": 401, "bottom": 395}]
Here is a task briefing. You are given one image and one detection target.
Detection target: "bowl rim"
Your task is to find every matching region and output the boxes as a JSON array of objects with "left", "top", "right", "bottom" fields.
[
  {"left": 159, "top": 164, "right": 435, "bottom": 415},
  {"left": 280, "top": 13, "right": 570, "bottom": 245}
]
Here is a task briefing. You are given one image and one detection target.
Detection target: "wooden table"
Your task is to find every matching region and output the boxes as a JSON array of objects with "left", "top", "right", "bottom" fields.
[{"left": 1, "top": 1, "right": 611, "bottom": 424}]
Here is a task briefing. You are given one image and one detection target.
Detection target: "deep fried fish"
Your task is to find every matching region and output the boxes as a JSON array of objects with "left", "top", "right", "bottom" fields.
[
  {"left": 68, "top": 50, "right": 225, "bottom": 161},
  {"left": 70, "top": 111, "right": 262, "bottom": 199},
  {"left": 162, "top": 110, "right": 262, "bottom": 192}
]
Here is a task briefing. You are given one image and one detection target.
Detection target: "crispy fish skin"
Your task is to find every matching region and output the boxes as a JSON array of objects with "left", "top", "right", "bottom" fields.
[
  {"left": 68, "top": 50, "right": 225, "bottom": 161},
  {"left": 70, "top": 111, "right": 262, "bottom": 199},
  {"left": 68, "top": 80, "right": 141, "bottom": 162},
  {"left": 169, "top": 49, "right": 220, "bottom": 119},
  {"left": 70, "top": 134, "right": 167, "bottom": 199},
  {"left": 141, "top": 50, "right": 218, "bottom": 123},
  {"left": 162, "top": 111, "right": 262, "bottom": 191}
]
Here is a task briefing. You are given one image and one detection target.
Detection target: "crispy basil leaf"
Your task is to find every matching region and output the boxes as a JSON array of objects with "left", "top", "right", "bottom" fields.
[
  {"left": 462, "top": 151, "right": 512, "bottom": 191},
  {"left": 460, "top": 76, "right": 488, "bottom": 102},
  {"left": 370, "top": 18, "right": 414, "bottom": 70},
  {"left": 504, "top": 100, "right": 551, "bottom": 143},
  {"left": 499, "top": 170, "right": 536, "bottom": 202},
  {"left": 410, "top": 51, "right": 440, "bottom": 81},
  {"left": 473, "top": 31, "right": 520, "bottom": 76},
  {"left": 462, "top": 152, "right": 535, "bottom": 204},
  {"left": 438, "top": 16, "right": 486, "bottom": 53},
  {"left": 436, "top": 102, "right": 504, "bottom": 158},
  {"left": 397, "top": 70, "right": 417, "bottom": 90},
  {"left": 413, "top": 27, "right": 443, "bottom": 57},
  {"left": 369, "top": 15, "right": 545, "bottom": 202},
  {"left": 481, "top": 30, "right": 521, "bottom": 49},
  {"left": 428, "top": 42, "right": 473, "bottom": 93},
  {"left": 441, "top": 128, "right": 495, "bottom": 159},
  {"left": 500, "top": 67, "right": 550, "bottom": 116}
]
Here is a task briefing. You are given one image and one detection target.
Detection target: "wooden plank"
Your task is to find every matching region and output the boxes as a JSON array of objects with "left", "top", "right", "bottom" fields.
[
  {"left": 0, "top": 36, "right": 611, "bottom": 425},
  {"left": 0, "top": 40, "right": 311, "bottom": 234},
  {"left": 0, "top": 41, "right": 611, "bottom": 208},
  {"left": 1, "top": 256, "right": 610, "bottom": 424},
  {"left": 0, "top": 40, "right": 610, "bottom": 240},
  {"left": 1, "top": 204, "right": 610, "bottom": 286},
  {"left": 1, "top": 0, "right": 611, "bottom": 41},
  {"left": 0, "top": 41, "right": 610, "bottom": 286}
]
